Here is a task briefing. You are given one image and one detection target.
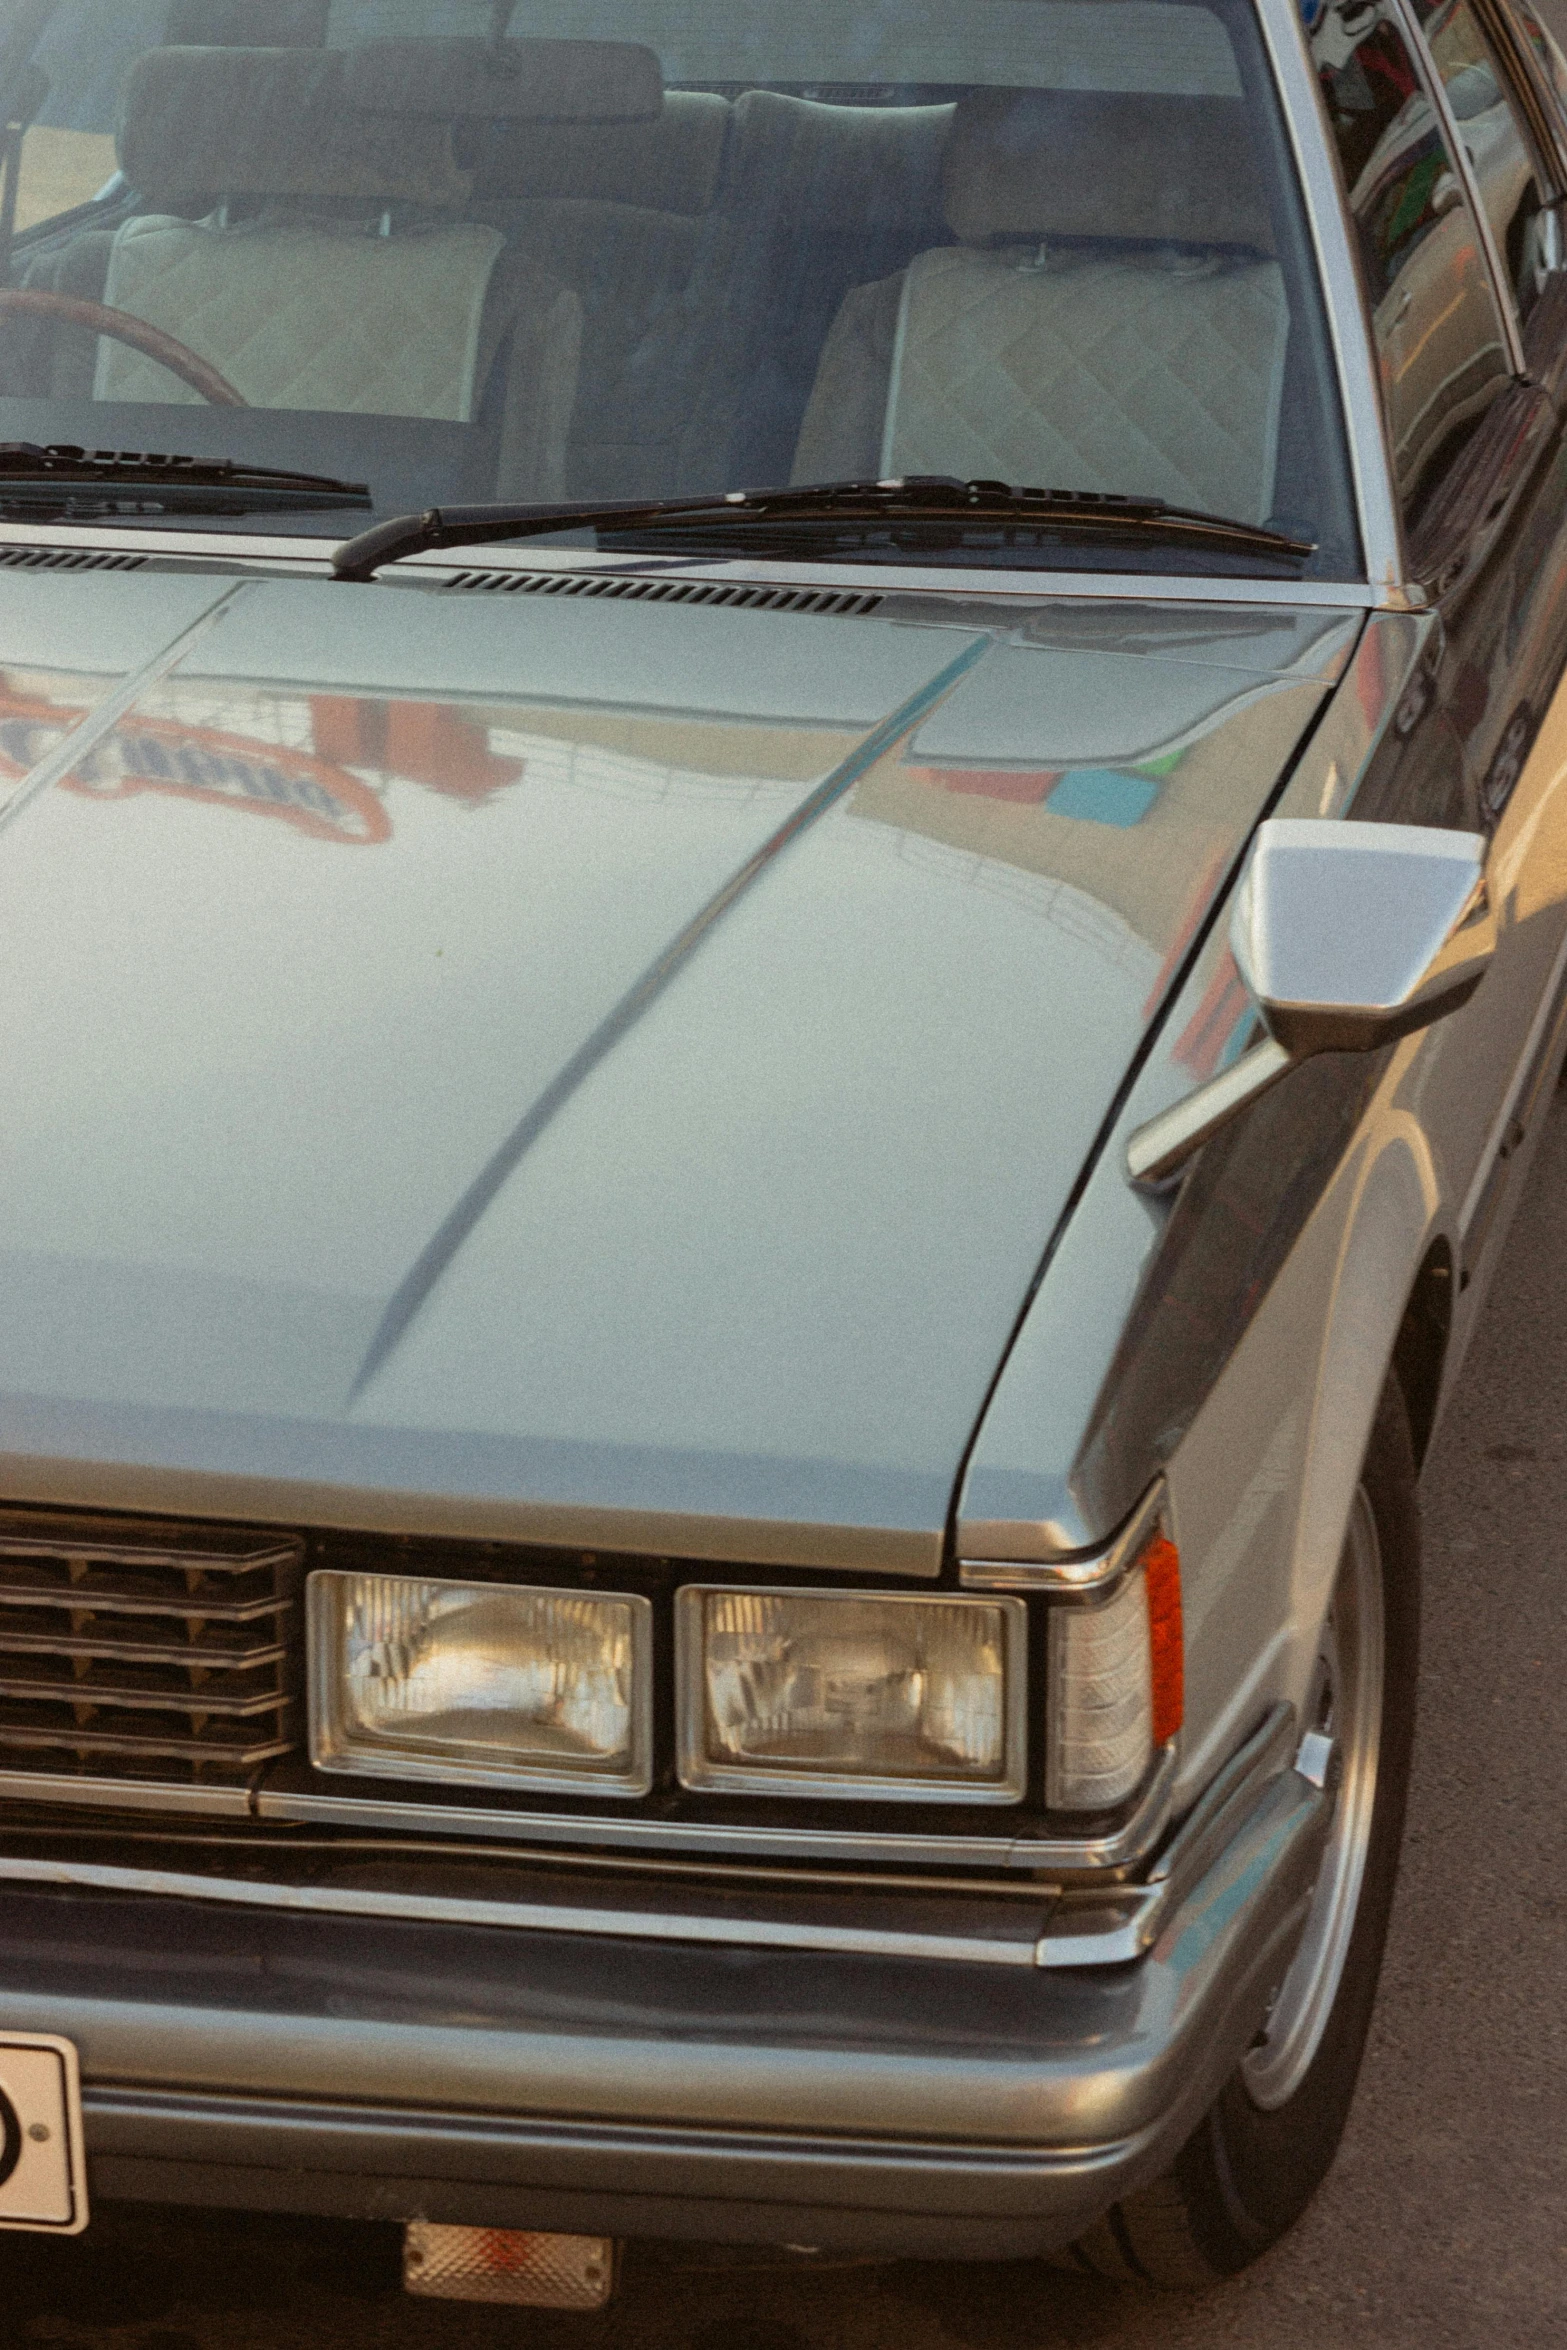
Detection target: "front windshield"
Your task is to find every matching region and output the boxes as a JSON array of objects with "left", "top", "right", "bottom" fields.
[{"left": 0, "top": 0, "right": 1361, "bottom": 575}]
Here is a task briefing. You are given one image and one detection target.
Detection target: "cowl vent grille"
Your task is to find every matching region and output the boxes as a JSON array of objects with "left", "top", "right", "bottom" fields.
[
  {"left": 443, "top": 570, "right": 881, "bottom": 618},
  {"left": 0, "top": 547, "right": 146, "bottom": 573},
  {"left": 0, "top": 1510, "right": 302, "bottom": 1787}
]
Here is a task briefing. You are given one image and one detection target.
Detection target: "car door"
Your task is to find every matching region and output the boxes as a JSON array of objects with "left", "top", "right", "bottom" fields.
[{"left": 1313, "top": 0, "right": 1567, "bottom": 1280}]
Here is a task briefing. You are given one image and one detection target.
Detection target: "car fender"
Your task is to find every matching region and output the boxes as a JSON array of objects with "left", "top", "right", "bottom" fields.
[{"left": 1164, "top": 1080, "right": 1447, "bottom": 1807}]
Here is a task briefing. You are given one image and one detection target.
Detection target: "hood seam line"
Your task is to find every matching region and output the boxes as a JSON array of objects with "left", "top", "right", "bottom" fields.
[{"left": 347, "top": 628, "right": 997, "bottom": 1404}]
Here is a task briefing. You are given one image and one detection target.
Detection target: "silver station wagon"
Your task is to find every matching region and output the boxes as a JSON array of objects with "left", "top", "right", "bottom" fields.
[{"left": 0, "top": 0, "right": 1562, "bottom": 2306}]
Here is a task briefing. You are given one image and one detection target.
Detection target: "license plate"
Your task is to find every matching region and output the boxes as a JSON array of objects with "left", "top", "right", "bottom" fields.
[{"left": 0, "top": 2034, "right": 87, "bottom": 2234}]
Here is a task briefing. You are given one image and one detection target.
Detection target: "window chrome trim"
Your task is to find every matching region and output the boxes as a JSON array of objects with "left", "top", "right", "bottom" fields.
[
  {"left": 252, "top": 1742, "right": 1178, "bottom": 1872},
  {"left": 1254, "top": 0, "right": 1408, "bottom": 600},
  {"left": 1478, "top": 0, "right": 1567, "bottom": 192},
  {"left": 674, "top": 1585, "right": 1028, "bottom": 1804},
  {"left": 1392, "top": 0, "right": 1531, "bottom": 376},
  {"left": 0, "top": 521, "right": 1380, "bottom": 607}
]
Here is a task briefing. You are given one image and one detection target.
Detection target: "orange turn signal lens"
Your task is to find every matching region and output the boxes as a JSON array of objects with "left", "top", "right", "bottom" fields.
[{"left": 1142, "top": 1532, "right": 1185, "bottom": 1748}]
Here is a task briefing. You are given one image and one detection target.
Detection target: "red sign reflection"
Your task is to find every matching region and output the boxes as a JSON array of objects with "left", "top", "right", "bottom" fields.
[{"left": 0, "top": 680, "right": 529, "bottom": 844}]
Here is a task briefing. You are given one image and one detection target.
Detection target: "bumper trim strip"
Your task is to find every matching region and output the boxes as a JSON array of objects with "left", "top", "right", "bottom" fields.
[
  {"left": 0, "top": 1847, "right": 1055, "bottom": 1967},
  {"left": 0, "top": 1709, "right": 1303, "bottom": 1971},
  {"left": 252, "top": 1744, "right": 1178, "bottom": 1871}
]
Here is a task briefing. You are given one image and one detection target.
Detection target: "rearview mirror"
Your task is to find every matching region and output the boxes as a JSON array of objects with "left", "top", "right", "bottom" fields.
[{"left": 1127, "top": 819, "right": 1492, "bottom": 1189}]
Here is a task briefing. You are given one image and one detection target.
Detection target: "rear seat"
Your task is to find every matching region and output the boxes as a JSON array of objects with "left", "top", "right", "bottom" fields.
[
  {"left": 793, "top": 88, "right": 1290, "bottom": 525},
  {"left": 661, "top": 90, "right": 952, "bottom": 496},
  {"left": 470, "top": 89, "right": 730, "bottom": 500},
  {"left": 456, "top": 85, "right": 952, "bottom": 501},
  {"left": 6, "top": 33, "right": 974, "bottom": 508},
  {"left": 12, "top": 41, "right": 703, "bottom": 500},
  {"left": 97, "top": 45, "right": 568, "bottom": 436},
  {"left": 8, "top": 33, "right": 731, "bottom": 502}
]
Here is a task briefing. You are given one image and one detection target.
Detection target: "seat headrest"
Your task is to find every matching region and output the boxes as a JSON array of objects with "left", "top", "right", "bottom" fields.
[
  {"left": 165, "top": 0, "right": 329, "bottom": 41},
  {"left": 344, "top": 38, "right": 662, "bottom": 122},
  {"left": 118, "top": 46, "right": 469, "bottom": 205},
  {"left": 471, "top": 89, "right": 727, "bottom": 212},
  {"left": 942, "top": 89, "right": 1273, "bottom": 252},
  {"left": 118, "top": 39, "right": 664, "bottom": 208}
]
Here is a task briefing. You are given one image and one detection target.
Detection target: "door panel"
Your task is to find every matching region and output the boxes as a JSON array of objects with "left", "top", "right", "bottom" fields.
[{"left": 1317, "top": 1, "right": 1567, "bottom": 1239}]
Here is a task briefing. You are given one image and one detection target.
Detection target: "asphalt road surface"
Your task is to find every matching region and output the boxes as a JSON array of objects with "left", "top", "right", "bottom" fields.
[{"left": 12, "top": 1100, "right": 1567, "bottom": 2350}]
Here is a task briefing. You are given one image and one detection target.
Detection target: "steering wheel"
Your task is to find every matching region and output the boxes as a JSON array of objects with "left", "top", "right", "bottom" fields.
[{"left": 0, "top": 289, "right": 246, "bottom": 406}]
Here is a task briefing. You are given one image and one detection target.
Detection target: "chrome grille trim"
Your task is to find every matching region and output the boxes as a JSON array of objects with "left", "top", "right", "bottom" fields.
[
  {"left": 0, "top": 1768, "right": 253, "bottom": 1818},
  {"left": 0, "top": 1511, "right": 303, "bottom": 1789}
]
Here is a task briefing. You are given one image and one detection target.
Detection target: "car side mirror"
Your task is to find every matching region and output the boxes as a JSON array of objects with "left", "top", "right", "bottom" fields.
[{"left": 1127, "top": 819, "right": 1492, "bottom": 1190}]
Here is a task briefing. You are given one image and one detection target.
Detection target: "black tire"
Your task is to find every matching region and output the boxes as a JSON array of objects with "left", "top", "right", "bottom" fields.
[{"left": 1066, "top": 1376, "right": 1421, "bottom": 2286}]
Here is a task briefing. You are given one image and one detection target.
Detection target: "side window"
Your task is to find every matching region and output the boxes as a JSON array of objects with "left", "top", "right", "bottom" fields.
[
  {"left": 12, "top": 127, "right": 119, "bottom": 239},
  {"left": 1313, "top": 0, "right": 1513, "bottom": 527},
  {"left": 1410, "top": 0, "right": 1552, "bottom": 323}
]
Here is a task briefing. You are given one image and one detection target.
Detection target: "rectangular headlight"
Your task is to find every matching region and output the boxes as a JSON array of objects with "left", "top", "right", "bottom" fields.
[
  {"left": 676, "top": 1587, "right": 1025, "bottom": 1802},
  {"left": 309, "top": 1571, "right": 652, "bottom": 1796}
]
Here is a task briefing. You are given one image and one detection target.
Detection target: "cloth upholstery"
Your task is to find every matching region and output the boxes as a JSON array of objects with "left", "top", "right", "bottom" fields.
[{"left": 793, "top": 84, "right": 1289, "bottom": 525}]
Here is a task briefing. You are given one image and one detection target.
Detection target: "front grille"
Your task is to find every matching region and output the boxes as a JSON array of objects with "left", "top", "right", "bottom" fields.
[{"left": 0, "top": 1511, "right": 303, "bottom": 1787}]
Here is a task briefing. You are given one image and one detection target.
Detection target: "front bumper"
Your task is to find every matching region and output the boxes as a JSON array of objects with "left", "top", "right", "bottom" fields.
[{"left": 0, "top": 1754, "right": 1328, "bottom": 2262}]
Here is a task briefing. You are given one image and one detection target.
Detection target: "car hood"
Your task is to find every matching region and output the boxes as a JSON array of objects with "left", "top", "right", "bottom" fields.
[{"left": 0, "top": 568, "right": 1358, "bottom": 1572}]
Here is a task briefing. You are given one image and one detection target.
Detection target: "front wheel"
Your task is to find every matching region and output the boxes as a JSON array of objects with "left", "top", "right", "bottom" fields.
[{"left": 1066, "top": 1376, "right": 1420, "bottom": 2286}]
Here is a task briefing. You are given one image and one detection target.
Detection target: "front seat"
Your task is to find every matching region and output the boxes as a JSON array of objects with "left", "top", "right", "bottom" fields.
[
  {"left": 792, "top": 87, "right": 1290, "bottom": 528},
  {"left": 96, "top": 40, "right": 600, "bottom": 498}
]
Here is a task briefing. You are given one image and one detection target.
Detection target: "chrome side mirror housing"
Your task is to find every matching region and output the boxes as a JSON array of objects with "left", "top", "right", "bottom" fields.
[
  {"left": 1231, "top": 818, "right": 1492, "bottom": 1053},
  {"left": 1128, "top": 820, "right": 1492, "bottom": 1190}
]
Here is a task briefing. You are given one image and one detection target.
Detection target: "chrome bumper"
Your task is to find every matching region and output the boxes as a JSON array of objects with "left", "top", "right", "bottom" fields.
[{"left": 0, "top": 1743, "right": 1329, "bottom": 2262}]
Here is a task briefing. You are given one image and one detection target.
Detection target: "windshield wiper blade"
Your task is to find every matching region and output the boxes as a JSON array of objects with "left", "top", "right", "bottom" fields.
[
  {"left": 0, "top": 443, "right": 372, "bottom": 515},
  {"left": 333, "top": 476, "right": 1314, "bottom": 580}
]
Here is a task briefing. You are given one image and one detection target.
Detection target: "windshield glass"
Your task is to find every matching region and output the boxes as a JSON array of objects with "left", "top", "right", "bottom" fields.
[{"left": 0, "top": 0, "right": 1361, "bottom": 575}]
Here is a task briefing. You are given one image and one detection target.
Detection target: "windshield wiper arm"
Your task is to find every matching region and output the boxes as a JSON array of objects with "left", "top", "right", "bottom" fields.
[
  {"left": 333, "top": 476, "right": 1314, "bottom": 581},
  {"left": 0, "top": 443, "right": 372, "bottom": 515}
]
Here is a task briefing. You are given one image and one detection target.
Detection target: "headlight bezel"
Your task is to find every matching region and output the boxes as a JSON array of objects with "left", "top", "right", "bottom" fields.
[
  {"left": 307, "top": 1568, "right": 656, "bottom": 1799},
  {"left": 302, "top": 1543, "right": 1176, "bottom": 1831},
  {"left": 674, "top": 1582, "right": 1028, "bottom": 1804}
]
